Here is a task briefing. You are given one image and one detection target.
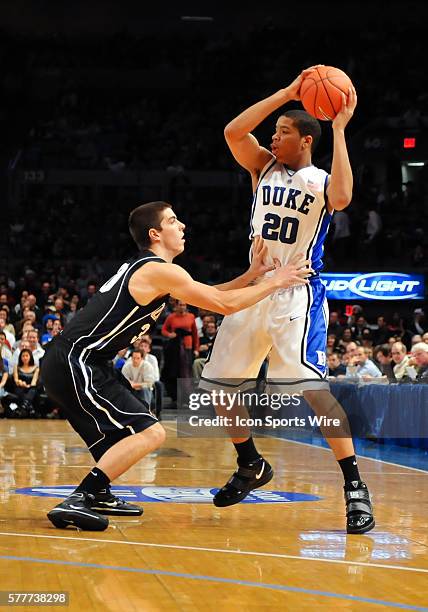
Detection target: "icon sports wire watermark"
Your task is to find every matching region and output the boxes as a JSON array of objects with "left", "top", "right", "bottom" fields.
[
  {"left": 176, "top": 378, "right": 348, "bottom": 438},
  {"left": 175, "top": 378, "right": 428, "bottom": 439}
]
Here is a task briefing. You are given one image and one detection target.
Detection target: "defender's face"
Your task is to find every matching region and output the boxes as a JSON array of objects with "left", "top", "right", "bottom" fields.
[
  {"left": 159, "top": 209, "right": 186, "bottom": 255},
  {"left": 271, "top": 117, "right": 310, "bottom": 164}
]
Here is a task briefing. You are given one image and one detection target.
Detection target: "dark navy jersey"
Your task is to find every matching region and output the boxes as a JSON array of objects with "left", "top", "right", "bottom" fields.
[{"left": 60, "top": 250, "right": 168, "bottom": 360}]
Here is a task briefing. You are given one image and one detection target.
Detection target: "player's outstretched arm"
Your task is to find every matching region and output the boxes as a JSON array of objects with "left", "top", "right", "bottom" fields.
[
  {"left": 214, "top": 236, "right": 278, "bottom": 291},
  {"left": 327, "top": 85, "right": 357, "bottom": 211},
  {"left": 224, "top": 66, "right": 319, "bottom": 179},
  {"left": 130, "top": 258, "right": 312, "bottom": 316}
]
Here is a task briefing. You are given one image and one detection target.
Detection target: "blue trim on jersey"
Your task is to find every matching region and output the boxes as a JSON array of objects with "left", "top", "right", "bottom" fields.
[
  {"left": 311, "top": 206, "right": 332, "bottom": 272},
  {"left": 305, "top": 280, "right": 328, "bottom": 377},
  {"left": 301, "top": 281, "right": 327, "bottom": 378},
  {"left": 306, "top": 175, "right": 332, "bottom": 272},
  {"left": 249, "top": 159, "right": 277, "bottom": 240}
]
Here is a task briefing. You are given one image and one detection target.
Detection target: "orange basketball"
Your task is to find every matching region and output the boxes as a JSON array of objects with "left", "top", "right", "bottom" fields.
[{"left": 300, "top": 65, "right": 353, "bottom": 121}]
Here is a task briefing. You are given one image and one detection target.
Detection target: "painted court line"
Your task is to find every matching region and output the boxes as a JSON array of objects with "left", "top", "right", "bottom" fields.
[
  {"left": 4, "top": 465, "right": 418, "bottom": 475},
  {"left": 1, "top": 532, "right": 428, "bottom": 575},
  {"left": 263, "top": 434, "right": 428, "bottom": 474},
  {"left": 0, "top": 555, "right": 426, "bottom": 610}
]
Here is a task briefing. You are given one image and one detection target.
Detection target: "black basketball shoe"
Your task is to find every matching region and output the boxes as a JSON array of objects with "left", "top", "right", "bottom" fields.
[
  {"left": 47, "top": 492, "right": 109, "bottom": 531},
  {"left": 344, "top": 481, "right": 375, "bottom": 534},
  {"left": 90, "top": 492, "right": 144, "bottom": 516},
  {"left": 213, "top": 457, "right": 274, "bottom": 507}
]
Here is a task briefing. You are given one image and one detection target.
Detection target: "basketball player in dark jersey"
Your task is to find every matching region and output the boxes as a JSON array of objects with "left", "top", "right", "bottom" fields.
[{"left": 41, "top": 201, "right": 312, "bottom": 530}]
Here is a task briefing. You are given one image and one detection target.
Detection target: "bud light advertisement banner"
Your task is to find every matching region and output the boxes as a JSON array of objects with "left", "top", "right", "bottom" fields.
[{"left": 320, "top": 272, "right": 425, "bottom": 301}]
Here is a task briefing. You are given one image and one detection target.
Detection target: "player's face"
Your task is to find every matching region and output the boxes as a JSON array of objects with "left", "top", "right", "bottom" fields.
[
  {"left": 271, "top": 117, "right": 310, "bottom": 164},
  {"left": 159, "top": 209, "right": 186, "bottom": 255}
]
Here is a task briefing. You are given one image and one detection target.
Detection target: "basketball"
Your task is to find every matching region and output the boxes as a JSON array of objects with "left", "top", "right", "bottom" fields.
[{"left": 300, "top": 65, "right": 353, "bottom": 121}]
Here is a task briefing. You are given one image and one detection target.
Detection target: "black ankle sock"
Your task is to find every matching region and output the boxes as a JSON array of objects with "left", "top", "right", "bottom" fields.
[
  {"left": 74, "top": 467, "right": 111, "bottom": 496},
  {"left": 234, "top": 437, "right": 262, "bottom": 466},
  {"left": 338, "top": 455, "right": 361, "bottom": 484}
]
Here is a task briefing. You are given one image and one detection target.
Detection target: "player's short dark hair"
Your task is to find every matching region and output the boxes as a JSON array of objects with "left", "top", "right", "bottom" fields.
[
  {"left": 281, "top": 110, "right": 321, "bottom": 153},
  {"left": 128, "top": 201, "right": 172, "bottom": 250}
]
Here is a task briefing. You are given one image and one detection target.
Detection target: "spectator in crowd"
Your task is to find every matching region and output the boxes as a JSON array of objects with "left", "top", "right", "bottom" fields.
[
  {"left": 372, "top": 316, "right": 390, "bottom": 346},
  {"left": 374, "top": 344, "right": 396, "bottom": 382},
  {"left": 346, "top": 346, "right": 382, "bottom": 379},
  {"left": 192, "top": 320, "right": 217, "bottom": 379},
  {"left": 121, "top": 348, "right": 155, "bottom": 407},
  {"left": 0, "top": 318, "right": 15, "bottom": 348},
  {"left": 81, "top": 282, "right": 97, "bottom": 306},
  {"left": 195, "top": 309, "right": 211, "bottom": 337},
  {"left": 15, "top": 307, "right": 39, "bottom": 337},
  {"left": 161, "top": 300, "right": 199, "bottom": 403},
  {"left": 327, "top": 311, "right": 344, "bottom": 338},
  {"left": 411, "top": 334, "right": 423, "bottom": 345},
  {"left": 0, "top": 356, "right": 9, "bottom": 416},
  {"left": 346, "top": 305, "right": 363, "bottom": 328},
  {"left": 328, "top": 352, "right": 346, "bottom": 377},
  {"left": 326, "top": 333, "right": 339, "bottom": 355},
  {"left": 140, "top": 336, "right": 160, "bottom": 382},
  {"left": 12, "top": 348, "right": 40, "bottom": 417},
  {"left": 330, "top": 209, "right": 351, "bottom": 263},
  {"left": 140, "top": 336, "right": 163, "bottom": 418},
  {"left": 113, "top": 348, "right": 128, "bottom": 370},
  {"left": 0, "top": 331, "right": 13, "bottom": 372},
  {"left": 11, "top": 338, "right": 31, "bottom": 370},
  {"left": 411, "top": 342, "right": 428, "bottom": 383},
  {"left": 40, "top": 315, "right": 56, "bottom": 345},
  {"left": 0, "top": 308, "right": 16, "bottom": 338},
  {"left": 27, "top": 329, "right": 45, "bottom": 366},
  {"left": 364, "top": 206, "right": 382, "bottom": 258},
  {"left": 345, "top": 341, "right": 359, "bottom": 360},
  {"left": 14, "top": 321, "right": 35, "bottom": 347},
  {"left": 27, "top": 294, "right": 41, "bottom": 321},
  {"left": 391, "top": 341, "right": 410, "bottom": 380},
  {"left": 14, "top": 292, "right": 29, "bottom": 319},
  {"left": 351, "top": 315, "right": 370, "bottom": 343},
  {"left": 423, "top": 332, "right": 428, "bottom": 344},
  {"left": 408, "top": 308, "right": 426, "bottom": 336},
  {"left": 197, "top": 313, "right": 217, "bottom": 338},
  {"left": 361, "top": 328, "right": 374, "bottom": 349},
  {"left": 41, "top": 319, "right": 62, "bottom": 346},
  {"left": 337, "top": 328, "right": 354, "bottom": 353},
  {"left": 388, "top": 313, "right": 408, "bottom": 346},
  {"left": 38, "top": 281, "right": 53, "bottom": 309},
  {"left": 53, "top": 296, "right": 67, "bottom": 326},
  {"left": 64, "top": 298, "right": 80, "bottom": 324}
]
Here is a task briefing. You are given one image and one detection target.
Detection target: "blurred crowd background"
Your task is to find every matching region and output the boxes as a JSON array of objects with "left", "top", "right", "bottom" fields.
[{"left": 0, "top": 1, "right": 426, "bottom": 417}]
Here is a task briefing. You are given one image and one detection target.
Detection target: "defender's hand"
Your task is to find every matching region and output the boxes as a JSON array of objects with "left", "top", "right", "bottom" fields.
[
  {"left": 272, "top": 253, "right": 313, "bottom": 288},
  {"left": 248, "top": 236, "right": 279, "bottom": 278}
]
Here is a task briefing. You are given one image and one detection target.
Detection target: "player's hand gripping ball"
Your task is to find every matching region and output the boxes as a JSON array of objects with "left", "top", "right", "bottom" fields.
[{"left": 300, "top": 65, "right": 354, "bottom": 121}]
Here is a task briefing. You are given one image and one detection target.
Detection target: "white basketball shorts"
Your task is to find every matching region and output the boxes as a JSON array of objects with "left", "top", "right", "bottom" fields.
[{"left": 200, "top": 277, "right": 330, "bottom": 393}]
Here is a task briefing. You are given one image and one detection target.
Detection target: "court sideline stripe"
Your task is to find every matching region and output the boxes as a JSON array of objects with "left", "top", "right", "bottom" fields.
[
  {"left": 261, "top": 433, "right": 428, "bottom": 474},
  {"left": 1, "top": 532, "right": 428, "bottom": 575},
  {"left": 0, "top": 555, "right": 426, "bottom": 610}
]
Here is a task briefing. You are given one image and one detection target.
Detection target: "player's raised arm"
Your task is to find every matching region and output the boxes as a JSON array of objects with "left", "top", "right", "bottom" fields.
[
  {"left": 326, "top": 85, "right": 357, "bottom": 211},
  {"left": 129, "top": 258, "right": 312, "bottom": 316},
  {"left": 224, "top": 66, "right": 319, "bottom": 182}
]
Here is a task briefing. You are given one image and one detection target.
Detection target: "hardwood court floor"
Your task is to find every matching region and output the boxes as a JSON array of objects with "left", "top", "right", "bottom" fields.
[{"left": 0, "top": 420, "right": 427, "bottom": 611}]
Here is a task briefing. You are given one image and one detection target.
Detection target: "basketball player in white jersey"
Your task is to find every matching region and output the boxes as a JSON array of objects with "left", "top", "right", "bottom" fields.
[
  {"left": 201, "top": 66, "right": 375, "bottom": 534},
  {"left": 42, "top": 201, "right": 311, "bottom": 530}
]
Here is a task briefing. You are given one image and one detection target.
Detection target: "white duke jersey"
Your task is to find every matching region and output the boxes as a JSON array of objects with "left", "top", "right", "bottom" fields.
[{"left": 250, "top": 160, "right": 333, "bottom": 272}]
